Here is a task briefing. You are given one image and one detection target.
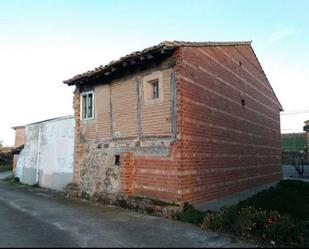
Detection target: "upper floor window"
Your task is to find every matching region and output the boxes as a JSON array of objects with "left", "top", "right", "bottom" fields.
[
  {"left": 151, "top": 80, "right": 159, "bottom": 99},
  {"left": 142, "top": 71, "right": 163, "bottom": 105},
  {"left": 81, "top": 91, "right": 94, "bottom": 120}
]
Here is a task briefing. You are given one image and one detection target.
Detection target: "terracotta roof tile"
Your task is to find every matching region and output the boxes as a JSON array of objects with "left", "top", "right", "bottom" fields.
[{"left": 63, "top": 40, "right": 252, "bottom": 85}]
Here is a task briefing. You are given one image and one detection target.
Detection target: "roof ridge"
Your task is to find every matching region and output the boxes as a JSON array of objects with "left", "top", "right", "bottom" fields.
[{"left": 162, "top": 40, "right": 252, "bottom": 47}]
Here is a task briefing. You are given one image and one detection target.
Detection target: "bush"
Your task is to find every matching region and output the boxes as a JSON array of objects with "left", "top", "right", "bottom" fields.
[
  {"left": 173, "top": 181, "right": 309, "bottom": 247},
  {"left": 173, "top": 203, "right": 206, "bottom": 225},
  {"left": 201, "top": 206, "right": 236, "bottom": 232},
  {"left": 0, "top": 147, "right": 13, "bottom": 167},
  {"left": 237, "top": 180, "right": 309, "bottom": 222},
  {"left": 200, "top": 206, "right": 308, "bottom": 247}
]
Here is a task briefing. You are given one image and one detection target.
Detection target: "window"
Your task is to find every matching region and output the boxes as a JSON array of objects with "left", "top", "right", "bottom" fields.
[
  {"left": 114, "top": 155, "right": 120, "bottom": 166},
  {"left": 81, "top": 91, "right": 94, "bottom": 120},
  {"left": 142, "top": 71, "right": 163, "bottom": 104},
  {"left": 151, "top": 80, "right": 159, "bottom": 99}
]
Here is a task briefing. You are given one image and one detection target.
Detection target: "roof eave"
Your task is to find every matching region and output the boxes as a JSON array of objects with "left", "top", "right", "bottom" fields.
[
  {"left": 247, "top": 44, "right": 284, "bottom": 112},
  {"left": 64, "top": 46, "right": 176, "bottom": 86},
  {"left": 63, "top": 40, "right": 253, "bottom": 86},
  {"left": 11, "top": 125, "right": 25, "bottom": 130}
]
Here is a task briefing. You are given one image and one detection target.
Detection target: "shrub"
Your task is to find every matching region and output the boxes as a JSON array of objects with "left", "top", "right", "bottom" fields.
[
  {"left": 201, "top": 206, "right": 238, "bottom": 232},
  {"left": 173, "top": 203, "right": 206, "bottom": 225},
  {"left": 201, "top": 211, "right": 225, "bottom": 231},
  {"left": 200, "top": 206, "right": 308, "bottom": 247},
  {"left": 0, "top": 147, "right": 13, "bottom": 167}
]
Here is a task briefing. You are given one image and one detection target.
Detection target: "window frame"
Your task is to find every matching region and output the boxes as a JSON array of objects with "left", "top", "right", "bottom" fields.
[
  {"left": 142, "top": 71, "right": 164, "bottom": 105},
  {"left": 80, "top": 91, "right": 95, "bottom": 121},
  {"left": 151, "top": 79, "right": 160, "bottom": 100}
]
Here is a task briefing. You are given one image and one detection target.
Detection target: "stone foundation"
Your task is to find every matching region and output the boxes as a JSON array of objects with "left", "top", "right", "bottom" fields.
[{"left": 79, "top": 142, "right": 120, "bottom": 198}]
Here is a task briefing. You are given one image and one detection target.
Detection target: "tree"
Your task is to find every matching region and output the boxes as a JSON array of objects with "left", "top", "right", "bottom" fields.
[{"left": 290, "top": 151, "right": 305, "bottom": 177}]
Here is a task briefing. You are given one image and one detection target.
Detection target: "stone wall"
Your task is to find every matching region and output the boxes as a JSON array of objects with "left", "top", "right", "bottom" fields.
[{"left": 79, "top": 142, "right": 120, "bottom": 200}]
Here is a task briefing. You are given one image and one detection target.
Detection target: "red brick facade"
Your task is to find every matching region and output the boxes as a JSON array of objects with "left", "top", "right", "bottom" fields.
[
  {"left": 123, "top": 144, "right": 181, "bottom": 203},
  {"left": 174, "top": 46, "right": 282, "bottom": 204},
  {"left": 67, "top": 42, "right": 282, "bottom": 207},
  {"left": 12, "top": 126, "right": 25, "bottom": 174}
]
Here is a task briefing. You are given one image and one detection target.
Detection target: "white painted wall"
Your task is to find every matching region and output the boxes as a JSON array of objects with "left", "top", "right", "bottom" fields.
[
  {"left": 17, "top": 116, "right": 75, "bottom": 190},
  {"left": 15, "top": 149, "right": 24, "bottom": 179}
]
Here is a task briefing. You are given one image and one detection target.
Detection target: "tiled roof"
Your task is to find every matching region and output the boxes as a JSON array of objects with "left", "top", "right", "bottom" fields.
[{"left": 63, "top": 40, "right": 252, "bottom": 85}]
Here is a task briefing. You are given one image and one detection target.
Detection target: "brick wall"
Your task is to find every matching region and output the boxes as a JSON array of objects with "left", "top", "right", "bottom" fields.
[
  {"left": 117, "top": 139, "right": 182, "bottom": 204},
  {"left": 131, "top": 143, "right": 180, "bottom": 203},
  {"left": 71, "top": 44, "right": 282, "bottom": 206},
  {"left": 72, "top": 61, "right": 181, "bottom": 201},
  {"left": 14, "top": 127, "right": 25, "bottom": 148},
  {"left": 12, "top": 126, "right": 25, "bottom": 173},
  {"left": 140, "top": 70, "right": 173, "bottom": 136},
  {"left": 174, "top": 45, "right": 282, "bottom": 205},
  {"left": 77, "top": 68, "right": 173, "bottom": 142},
  {"left": 111, "top": 77, "right": 138, "bottom": 138}
]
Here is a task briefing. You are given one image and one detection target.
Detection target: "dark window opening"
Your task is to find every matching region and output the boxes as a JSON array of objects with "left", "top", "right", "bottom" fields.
[
  {"left": 97, "top": 143, "right": 102, "bottom": 149},
  {"left": 114, "top": 155, "right": 120, "bottom": 166},
  {"left": 241, "top": 99, "right": 246, "bottom": 107},
  {"left": 239, "top": 61, "right": 242, "bottom": 66},
  {"left": 152, "top": 80, "right": 159, "bottom": 99}
]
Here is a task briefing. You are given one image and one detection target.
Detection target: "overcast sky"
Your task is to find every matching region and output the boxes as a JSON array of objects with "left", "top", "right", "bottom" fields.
[{"left": 1, "top": 0, "right": 308, "bottom": 146}]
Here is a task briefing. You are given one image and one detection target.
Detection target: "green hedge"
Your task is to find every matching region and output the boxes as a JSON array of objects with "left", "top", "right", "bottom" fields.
[
  {"left": 174, "top": 203, "right": 308, "bottom": 248},
  {"left": 201, "top": 206, "right": 308, "bottom": 248},
  {"left": 0, "top": 149, "right": 13, "bottom": 168}
]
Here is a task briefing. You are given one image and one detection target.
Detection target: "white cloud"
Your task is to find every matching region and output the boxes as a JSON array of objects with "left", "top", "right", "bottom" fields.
[{"left": 269, "top": 27, "right": 301, "bottom": 43}]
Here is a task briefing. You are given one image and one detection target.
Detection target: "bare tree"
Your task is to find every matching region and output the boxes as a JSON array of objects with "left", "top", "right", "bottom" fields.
[{"left": 290, "top": 152, "right": 305, "bottom": 177}]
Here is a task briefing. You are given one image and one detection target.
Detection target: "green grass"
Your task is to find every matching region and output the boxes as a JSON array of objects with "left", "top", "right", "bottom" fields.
[
  {"left": 237, "top": 180, "right": 309, "bottom": 221},
  {"left": 0, "top": 164, "right": 12, "bottom": 172}
]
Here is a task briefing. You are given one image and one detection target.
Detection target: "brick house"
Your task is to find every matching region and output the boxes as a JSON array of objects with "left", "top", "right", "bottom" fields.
[
  {"left": 11, "top": 125, "right": 25, "bottom": 174},
  {"left": 64, "top": 41, "right": 283, "bottom": 208}
]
